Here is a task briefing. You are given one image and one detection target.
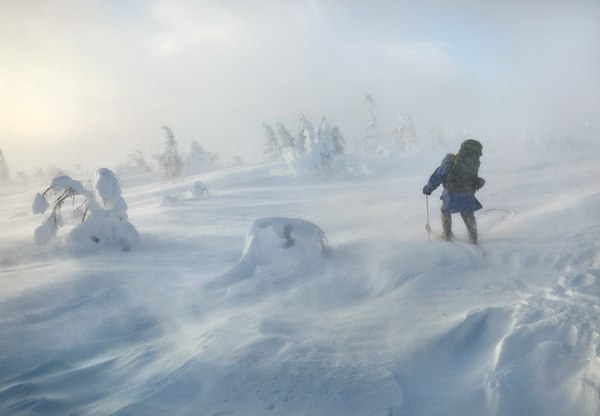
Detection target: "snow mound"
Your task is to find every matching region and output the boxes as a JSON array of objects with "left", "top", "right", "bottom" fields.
[
  {"left": 186, "top": 181, "right": 208, "bottom": 199},
  {"left": 213, "top": 217, "right": 327, "bottom": 287}
]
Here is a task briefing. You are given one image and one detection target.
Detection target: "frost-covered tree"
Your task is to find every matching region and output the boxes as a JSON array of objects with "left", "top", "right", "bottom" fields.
[
  {"left": 295, "top": 130, "right": 307, "bottom": 157},
  {"left": 331, "top": 126, "right": 345, "bottom": 155},
  {"left": 359, "top": 93, "right": 388, "bottom": 156},
  {"left": 276, "top": 122, "right": 297, "bottom": 171},
  {"left": 155, "top": 126, "right": 183, "bottom": 181},
  {"left": 391, "top": 114, "right": 419, "bottom": 153},
  {"left": 116, "top": 150, "right": 153, "bottom": 177},
  {"left": 262, "top": 122, "right": 283, "bottom": 162},
  {"left": 0, "top": 148, "right": 10, "bottom": 183},
  {"left": 299, "top": 114, "right": 317, "bottom": 153},
  {"left": 315, "top": 117, "right": 336, "bottom": 167},
  {"left": 296, "top": 117, "right": 340, "bottom": 175},
  {"left": 184, "top": 140, "right": 219, "bottom": 174},
  {"left": 32, "top": 168, "right": 139, "bottom": 251}
]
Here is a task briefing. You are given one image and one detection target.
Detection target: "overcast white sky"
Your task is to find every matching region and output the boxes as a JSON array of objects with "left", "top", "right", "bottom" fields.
[{"left": 1, "top": 0, "right": 599, "bottom": 172}]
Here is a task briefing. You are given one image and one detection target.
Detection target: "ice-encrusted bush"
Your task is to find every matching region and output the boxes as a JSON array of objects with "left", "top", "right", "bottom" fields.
[
  {"left": 187, "top": 181, "right": 209, "bottom": 199},
  {"left": 32, "top": 168, "right": 139, "bottom": 251}
]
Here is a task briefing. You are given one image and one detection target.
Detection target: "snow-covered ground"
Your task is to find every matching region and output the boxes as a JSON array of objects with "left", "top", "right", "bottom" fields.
[{"left": 1, "top": 145, "right": 600, "bottom": 416}]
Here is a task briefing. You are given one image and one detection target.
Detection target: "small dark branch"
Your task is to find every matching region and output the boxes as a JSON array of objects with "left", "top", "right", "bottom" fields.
[{"left": 73, "top": 199, "right": 88, "bottom": 213}]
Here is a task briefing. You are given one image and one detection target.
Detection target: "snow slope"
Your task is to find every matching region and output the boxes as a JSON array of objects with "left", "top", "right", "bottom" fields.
[{"left": 1, "top": 147, "right": 599, "bottom": 416}]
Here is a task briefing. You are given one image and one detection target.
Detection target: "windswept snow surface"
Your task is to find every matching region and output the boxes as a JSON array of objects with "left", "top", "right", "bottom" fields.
[{"left": 1, "top": 148, "right": 600, "bottom": 415}]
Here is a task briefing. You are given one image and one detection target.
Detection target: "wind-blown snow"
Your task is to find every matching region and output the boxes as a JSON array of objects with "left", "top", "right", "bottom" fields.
[{"left": 1, "top": 148, "right": 599, "bottom": 415}]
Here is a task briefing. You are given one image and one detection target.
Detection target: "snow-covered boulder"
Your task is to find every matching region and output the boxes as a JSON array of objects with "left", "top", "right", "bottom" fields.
[
  {"left": 187, "top": 181, "right": 209, "bottom": 199},
  {"left": 213, "top": 217, "right": 327, "bottom": 287},
  {"left": 32, "top": 168, "right": 139, "bottom": 251}
]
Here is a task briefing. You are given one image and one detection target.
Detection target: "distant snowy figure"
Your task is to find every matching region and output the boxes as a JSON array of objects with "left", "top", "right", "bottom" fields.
[
  {"left": 187, "top": 181, "right": 209, "bottom": 199},
  {"left": 214, "top": 217, "right": 327, "bottom": 286},
  {"left": 423, "top": 139, "right": 485, "bottom": 244},
  {"left": 32, "top": 168, "right": 139, "bottom": 251}
]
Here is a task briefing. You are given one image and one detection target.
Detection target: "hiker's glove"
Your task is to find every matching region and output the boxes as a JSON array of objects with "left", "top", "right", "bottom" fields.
[
  {"left": 422, "top": 185, "right": 432, "bottom": 195},
  {"left": 476, "top": 178, "right": 486, "bottom": 189}
]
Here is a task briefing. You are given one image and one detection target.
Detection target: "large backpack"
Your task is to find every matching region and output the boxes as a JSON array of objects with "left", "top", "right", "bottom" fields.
[{"left": 446, "top": 140, "right": 482, "bottom": 195}]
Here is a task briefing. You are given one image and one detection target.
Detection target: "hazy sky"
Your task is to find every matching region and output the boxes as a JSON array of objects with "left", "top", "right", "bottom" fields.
[{"left": 1, "top": 0, "right": 599, "bottom": 172}]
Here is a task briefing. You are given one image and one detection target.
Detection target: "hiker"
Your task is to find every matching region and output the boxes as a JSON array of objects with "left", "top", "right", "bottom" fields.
[{"left": 422, "top": 139, "right": 485, "bottom": 244}]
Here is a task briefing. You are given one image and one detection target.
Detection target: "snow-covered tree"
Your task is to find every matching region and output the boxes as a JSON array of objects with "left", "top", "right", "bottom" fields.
[
  {"left": 299, "top": 114, "right": 317, "bottom": 153},
  {"left": 0, "top": 148, "right": 10, "bottom": 184},
  {"left": 116, "top": 150, "right": 153, "bottom": 177},
  {"left": 32, "top": 168, "right": 139, "bottom": 251},
  {"left": 295, "top": 130, "right": 307, "bottom": 157},
  {"left": 184, "top": 140, "right": 219, "bottom": 174},
  {"left": 359, "top": 93, "right": 388, "bottom": 156},
  {"left": 391, "top": 114, "right": 419, "bottom": 153},
  {"left": 262, "top": 122, "right": 283, "bottom": 162},
  {"left": 296, "top": 117, "right": 341, "bottom": 175},
  {"left": 155, "top": 125, "right": 183, "bottom": 181},
  {"left": 331, "top": 126, "right": 346, "bottom": 155},
  {"left": 315, "top": 117, "right": 336, "bottom": 167},
  {"left": 277, "top": 122, "right": 297, "bottom": 171}
]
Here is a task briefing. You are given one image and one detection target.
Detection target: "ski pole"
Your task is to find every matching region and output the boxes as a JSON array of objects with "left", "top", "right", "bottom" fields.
[{"left": 425, "top": 195, "right": 431, "bottom": 242}]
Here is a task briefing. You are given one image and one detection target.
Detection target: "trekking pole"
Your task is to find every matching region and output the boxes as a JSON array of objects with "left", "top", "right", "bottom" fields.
[{"left": 425, "top": 195, "right": 431, "bottom": 242}]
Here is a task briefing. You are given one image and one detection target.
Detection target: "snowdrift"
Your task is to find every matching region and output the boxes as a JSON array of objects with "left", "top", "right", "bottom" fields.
[{"left": 1, "top": 150, "right": 600, "bottom": 415}]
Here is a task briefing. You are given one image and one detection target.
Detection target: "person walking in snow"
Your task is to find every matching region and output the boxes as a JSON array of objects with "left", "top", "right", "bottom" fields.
[{"left": 422, "top": 139, "right": 485, "bottom": 244}]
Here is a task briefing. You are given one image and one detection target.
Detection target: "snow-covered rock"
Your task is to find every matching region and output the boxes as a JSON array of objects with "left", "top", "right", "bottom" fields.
[
  {"left": 187, "top": 181, "right": 209, "bottom": 199},
  {"left": 214, "top": 217, "right": 327, "bottom": 286}
]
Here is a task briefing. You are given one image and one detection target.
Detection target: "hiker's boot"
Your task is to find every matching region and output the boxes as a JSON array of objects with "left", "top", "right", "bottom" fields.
[
  {"left": 441, "top": 211, "right": 453, "bottom": 241},
  {"left": 461, "top": 211, "right": 478, "bottom": 245}
]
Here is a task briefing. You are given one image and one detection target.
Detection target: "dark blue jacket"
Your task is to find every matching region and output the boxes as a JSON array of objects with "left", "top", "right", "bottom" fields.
[{"left": 424, "top": 154, "right": 485, "bottom": 214}]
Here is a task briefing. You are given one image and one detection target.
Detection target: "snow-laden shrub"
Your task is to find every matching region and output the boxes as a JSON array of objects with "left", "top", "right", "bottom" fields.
[
  {"left": 32, "top": 168, "right": 139, "bottom": 251},
  {"left": 187, "top": 181, "right": 209, "bottom": 199},
  {"left": 184, "top": 140, "right": 220, "bottom": 174}
]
